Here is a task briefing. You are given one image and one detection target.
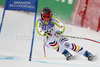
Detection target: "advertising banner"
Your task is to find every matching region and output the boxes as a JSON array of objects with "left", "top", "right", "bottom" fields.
[{"left": 5, "top": 0, "right": 37, "bottom": 12}]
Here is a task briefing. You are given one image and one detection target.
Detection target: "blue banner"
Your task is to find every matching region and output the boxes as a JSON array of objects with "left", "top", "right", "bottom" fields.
[
  {"left": 5, "top": 0, "right": 37, "bottom": 12},
  {"left": 0, "top": 0, "right": 38, "bottom": 33}
]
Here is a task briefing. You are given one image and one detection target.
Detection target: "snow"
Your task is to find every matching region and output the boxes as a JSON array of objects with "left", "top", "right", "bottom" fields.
[{"left": 0, "top": 8, "right": 100, "bottom": 67}]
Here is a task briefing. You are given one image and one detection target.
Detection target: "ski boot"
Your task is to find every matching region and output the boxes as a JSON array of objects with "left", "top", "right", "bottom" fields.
[
  {"left": 84, "top": 51, "right": 94, "bottom": 61},
  {"left": 62, "top": 49, "right": 72, "bottom": 60},
  {"left": 66, "top": 54, "right": 72, "bottom": 60},
  {"left": 88, "top": 55, "right": 94, "bottom": 61}
]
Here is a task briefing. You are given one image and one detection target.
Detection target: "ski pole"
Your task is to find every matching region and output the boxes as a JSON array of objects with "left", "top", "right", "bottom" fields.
[
  {"left": 43, "top": 44, "right": 46, "bottom": 58},
  {"left": 63, "top": 35, "right": 100, "bottom": 44}
]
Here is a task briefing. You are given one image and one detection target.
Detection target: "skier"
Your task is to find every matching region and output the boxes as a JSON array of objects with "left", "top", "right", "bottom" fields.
[{"left": 36, "top": 7, "right": 94, "bottom": 61}]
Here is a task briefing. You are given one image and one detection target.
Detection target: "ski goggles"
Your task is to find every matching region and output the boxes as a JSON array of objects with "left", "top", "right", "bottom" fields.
[{"left": 42, "top": 14, "right": 51, "bottom": 20}]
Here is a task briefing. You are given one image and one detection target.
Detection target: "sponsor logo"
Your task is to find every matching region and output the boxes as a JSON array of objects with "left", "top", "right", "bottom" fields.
[
  {"left": 64, "top": 42, "right": 70, "bottom": 47},
  {"left": 9, "top": 1, "right": 35, "bottom": 9},
  {"left": 56, "top": 0, "right": 73, "bottom": 4},
  {"left": 14, "top": 1, "right": 31, "bottom": 4}
]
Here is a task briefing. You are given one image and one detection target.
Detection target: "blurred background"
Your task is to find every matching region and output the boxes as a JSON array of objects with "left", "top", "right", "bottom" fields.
[{"left": 1, "top": 0, "right": 100, "bottom": 32}]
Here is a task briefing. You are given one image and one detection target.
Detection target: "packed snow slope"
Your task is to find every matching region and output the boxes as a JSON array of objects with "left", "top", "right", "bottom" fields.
[{"left": 0, "top": 8, "right": 100, "bottom": 67}]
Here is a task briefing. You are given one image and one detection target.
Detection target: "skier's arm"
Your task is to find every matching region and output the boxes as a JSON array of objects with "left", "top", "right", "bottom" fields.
[
  {"left": 36, "top": 20, "right": 44, "bottom": 36},
  {"left": 52, "top": 17, "right": 65, "bottom": 33}
]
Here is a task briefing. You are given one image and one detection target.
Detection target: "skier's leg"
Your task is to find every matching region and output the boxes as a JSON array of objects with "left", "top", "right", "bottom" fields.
[
  {"left": 45, "top": 38, "right": 72, "bottom": 60},
  {"left": 56, "top": 45, "right": 72, "bottom": 60},
  {"left": 59, "top": 37, "right": 94, "bottom": 60}
]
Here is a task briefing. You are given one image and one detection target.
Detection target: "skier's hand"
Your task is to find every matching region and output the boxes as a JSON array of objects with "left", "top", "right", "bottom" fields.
[
  {"left": 54, "top": 31, "right": 62, "bottom": 38},
  {"left": 44, "top": 32, "right": 52, "bottom": 37}
]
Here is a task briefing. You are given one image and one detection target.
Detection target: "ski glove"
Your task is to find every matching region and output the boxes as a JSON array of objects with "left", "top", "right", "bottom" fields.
[
  {"left": 54, "top": 31, "right": 62, "bottom": 38},
  {"left": 44, "top": 32, "right": 52, "bottom": 37}
]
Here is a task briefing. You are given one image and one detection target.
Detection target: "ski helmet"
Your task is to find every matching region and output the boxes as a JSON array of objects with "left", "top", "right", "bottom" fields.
[{"left": 41, "top": 7, "right": 52, "bottom": 20}]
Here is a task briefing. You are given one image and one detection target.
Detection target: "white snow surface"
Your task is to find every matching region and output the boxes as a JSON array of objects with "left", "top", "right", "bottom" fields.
[{"left": 0, "top": 8, "right": 100, "bottom": 67}]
